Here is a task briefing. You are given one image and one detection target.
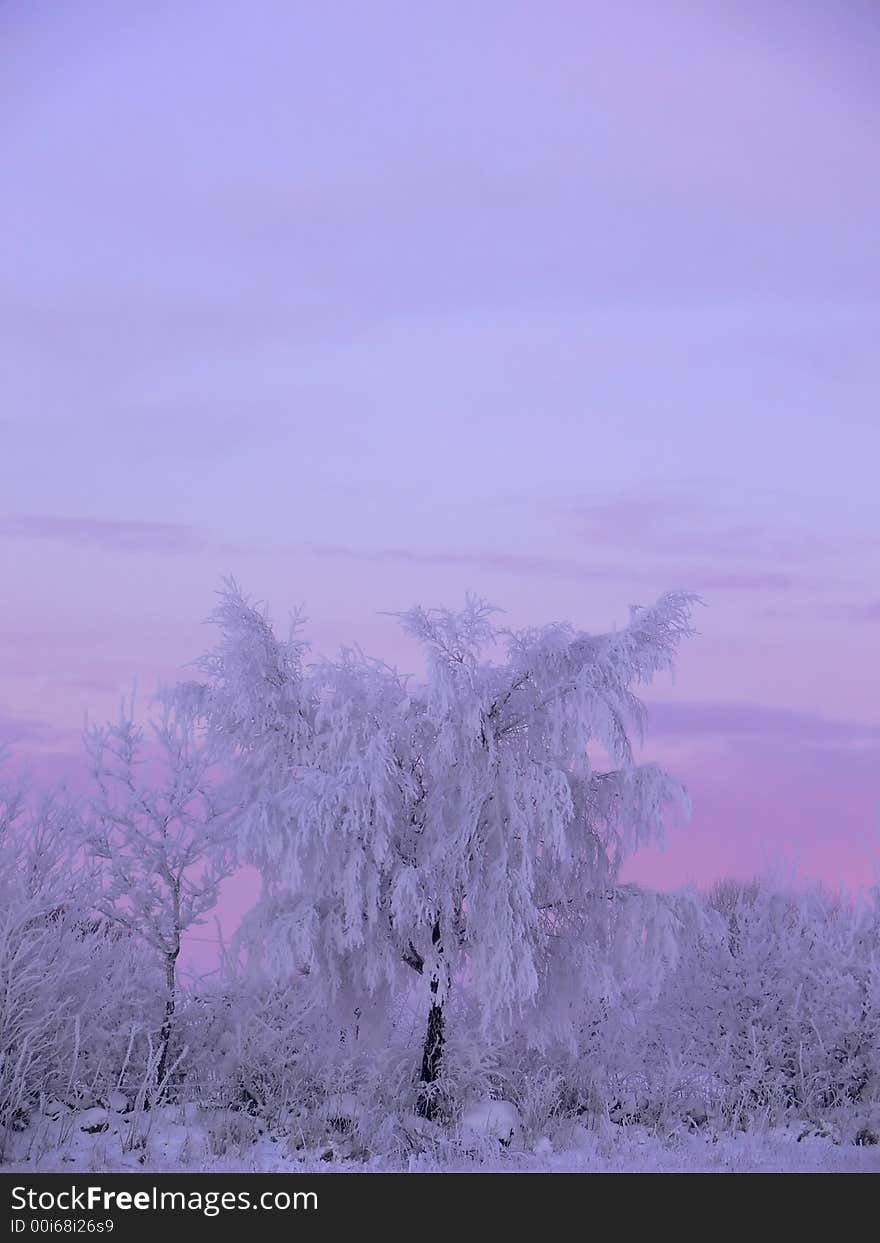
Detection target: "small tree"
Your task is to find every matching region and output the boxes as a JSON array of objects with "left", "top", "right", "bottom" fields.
[
  {"left": 183, "top": 582, "right": 697, "bottom": 1117},
  {"left": 85, "top": 694, "right": 235, "bottom": 1090}
]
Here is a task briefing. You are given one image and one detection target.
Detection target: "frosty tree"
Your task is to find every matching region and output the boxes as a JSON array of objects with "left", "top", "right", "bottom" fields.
[
  {"left": 85, "top": 695, "right": 235, "bottom": 1089},
  {"left": 0, "top": 784, "right": 95, "bottom": 1140},
  {"left": 182, "top": 582, "right": 697, "bottom": 1117}
]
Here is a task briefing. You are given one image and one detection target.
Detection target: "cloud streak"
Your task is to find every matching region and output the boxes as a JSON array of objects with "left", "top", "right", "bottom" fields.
[
  {"left": 296, "top": 540, "right": 806, "bottom": 594},
  {"left": 0, "top": 711, "right": 73, "bottom": 750},
  {"left": 0, "top": 514, "right": 207, "bottom": 554},
  {"left": 535, "top": 478, "right": 877, "bottom": 572},
  {"left": 645, "top": 699, "right": 880, "bottom": 749}
]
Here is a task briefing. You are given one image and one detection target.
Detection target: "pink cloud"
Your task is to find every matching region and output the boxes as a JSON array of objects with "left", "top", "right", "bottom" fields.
[{"left": 623, "top": 742, "right": 878, "bottom": 896}]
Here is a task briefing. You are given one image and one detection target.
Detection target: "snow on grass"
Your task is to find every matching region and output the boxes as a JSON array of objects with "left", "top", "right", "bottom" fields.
[{"left": 3, "top": 1107, "right": 878, "bottom": 1174}]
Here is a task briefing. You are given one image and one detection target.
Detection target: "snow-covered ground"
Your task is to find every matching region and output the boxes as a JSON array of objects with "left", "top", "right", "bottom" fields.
[{"left": 3, "top": 1106, "right": 878, "bottom": 1173}]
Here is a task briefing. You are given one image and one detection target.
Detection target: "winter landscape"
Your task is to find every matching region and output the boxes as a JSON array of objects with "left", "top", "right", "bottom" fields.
[
  {"left": 1, "top": 584, "right": 878, "bottom": 1174},
  {"left": 3, "top": 2, "right": 880, "bottom": 1178}
]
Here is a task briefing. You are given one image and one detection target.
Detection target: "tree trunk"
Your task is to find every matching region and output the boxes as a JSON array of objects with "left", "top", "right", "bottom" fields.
[
  {"left": 416, "top": 919, "right": 445, "bottom": 1120},
  {"left": 156, "top": 950, "right": 178, "bottom": 1091},
  {"left": 416, "top": 982, "right": 445, "bottom": 1120}
]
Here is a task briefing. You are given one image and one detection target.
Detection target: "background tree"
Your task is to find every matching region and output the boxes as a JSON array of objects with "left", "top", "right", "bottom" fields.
[
  {"left": 0, "top": 783, "right": 93, "bottom": 1148},
  {"left": 85, "top": 694, "right": 234, "bottom": 1090},
  {"left": 183, "top": 582, "right": 698, "bottom": 1117}
]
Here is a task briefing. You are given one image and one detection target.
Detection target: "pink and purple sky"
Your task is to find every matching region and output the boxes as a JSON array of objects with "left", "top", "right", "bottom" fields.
[{"left": 2, "top": 2, "right": 878, "bottom": 924}]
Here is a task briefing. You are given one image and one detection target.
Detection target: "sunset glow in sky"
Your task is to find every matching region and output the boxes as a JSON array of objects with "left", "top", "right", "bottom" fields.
[{"left": 2, "top": 1, "right": 878, "bottom": 936}]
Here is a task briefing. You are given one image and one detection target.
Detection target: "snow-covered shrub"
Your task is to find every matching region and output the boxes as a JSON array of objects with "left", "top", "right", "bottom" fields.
[
  {"left": 625, "top": 880, "right": 880, "bottom": 1129},
  {"left": 176, "top": 967, "right": 418, "bottom": 1160},
  {"left": 0, "top": 794, "right": 83, "bottom": 1138},
  {"left": 0, "top": 784, "right": 173, "bottom": 1156},
  {"left": 67, "top": 928, "right": 167, "bottom": 1109},
  {"left": 178, "top": 975, "right": 320, "bottom": 1125}
]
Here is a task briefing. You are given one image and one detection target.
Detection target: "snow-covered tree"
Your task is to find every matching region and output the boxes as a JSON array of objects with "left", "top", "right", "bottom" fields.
[
  {"left": 0, "top": 784, "right": 92, "bottom": 1146},
  {"left": 85, "top": 694, "right": 235, "bottom": 1089},
  {"left": 182, "top": 582, "right": 697, "bottom": 1116}
]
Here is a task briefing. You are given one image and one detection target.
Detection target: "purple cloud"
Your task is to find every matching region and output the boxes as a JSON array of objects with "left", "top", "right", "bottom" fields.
[
  {"left": 534, "top": 479, "right": 876, "bottom": 570},
  {"left": 0, "top": 515, "right": 207, "bottom": 554},
  {"left": 645, "top": 700, "right": 880, "bottom": 749},
  {"left": 302, "top": 542, "right": 639, "bottom": 582},
  {"left": 0, "top": 711, "right": 73, "bottom": 749},
  {"left": 686, "top": 569, "right": 805, "bottom": 592},
  {"left": 298, "top": 542, "right": 805, "bottom": 594},
  {"left": 851, "top": 600, "right": 880, "bottom": 622}
]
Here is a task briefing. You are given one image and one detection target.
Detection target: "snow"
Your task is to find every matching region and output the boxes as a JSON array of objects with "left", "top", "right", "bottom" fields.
[
  {"left": 461, "top": 1099, "right": 521, "bottom": 1146},
  {"left": 3, "top": 1108, "right": 878, "bottom": 1173},
  {"left": 75, "top": 1107, "right": 111, "bottom": 1134}
]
